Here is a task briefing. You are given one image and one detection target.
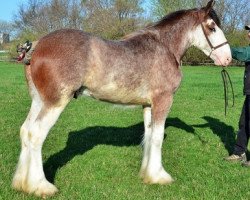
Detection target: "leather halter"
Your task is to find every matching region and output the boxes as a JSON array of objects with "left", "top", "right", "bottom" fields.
[{"left": 201, "top": 23, "right": 228, "bottom": 57}]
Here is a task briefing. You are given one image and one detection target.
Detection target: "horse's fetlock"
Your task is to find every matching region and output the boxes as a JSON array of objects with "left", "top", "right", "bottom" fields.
[{"left": 20, "top": 125, "right": 28, "bottom": 138}]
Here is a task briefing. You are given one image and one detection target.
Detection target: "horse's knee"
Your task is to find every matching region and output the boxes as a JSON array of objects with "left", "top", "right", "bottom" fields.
[
  {"left": 20, "top": 125, "right": 27, "bottom": 138},
  {"left": 28, "top": 123, "right": 46, "bottom": 149},
  {"left": 20, "top": 123, "right": 30, "bottom": 145}
]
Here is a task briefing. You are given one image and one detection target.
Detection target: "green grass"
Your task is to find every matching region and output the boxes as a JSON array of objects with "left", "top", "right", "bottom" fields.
[{"left": 0, "top": 62, "right": 249, "bottom": 199}]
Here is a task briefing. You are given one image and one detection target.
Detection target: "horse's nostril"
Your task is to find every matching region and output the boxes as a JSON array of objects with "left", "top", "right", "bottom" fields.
[{"left": 226, "top": 57, "right": 232, "bottom": 63}]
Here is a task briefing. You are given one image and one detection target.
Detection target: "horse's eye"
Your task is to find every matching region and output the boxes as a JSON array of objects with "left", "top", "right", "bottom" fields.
[{"left": 209, "top": 27, "right": 216, "bottom": 32}]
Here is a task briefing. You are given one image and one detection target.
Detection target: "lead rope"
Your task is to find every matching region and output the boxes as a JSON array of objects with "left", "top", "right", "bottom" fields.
[{"left": 221, "top": 68, "right": 235, "bottom": 116}]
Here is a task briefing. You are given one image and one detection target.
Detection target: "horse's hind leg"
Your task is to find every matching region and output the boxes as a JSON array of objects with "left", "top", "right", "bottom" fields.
[
  {"left": 13, "top": 100, "right": 68, "bottom": 197},
  {"left": 12, "top": 98, "right": 43, "bottom": 191}
]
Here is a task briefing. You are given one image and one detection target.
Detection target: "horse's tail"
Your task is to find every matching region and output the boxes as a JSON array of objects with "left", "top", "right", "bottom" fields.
[
  {"left": 24, "top": 64, "right": 39, "bottom": 101},
  {"left": 24, "top": 64, "right": 33, "bottom": 94}
]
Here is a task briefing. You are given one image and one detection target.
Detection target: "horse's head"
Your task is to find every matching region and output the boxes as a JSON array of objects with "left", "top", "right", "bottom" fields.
[{"left": 191, "top": 0, "right": 232, "bottom": 66}]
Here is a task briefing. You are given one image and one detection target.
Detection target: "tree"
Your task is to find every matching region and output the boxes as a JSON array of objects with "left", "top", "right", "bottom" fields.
[
  {"left": 151, "top": 0, "right": 196, "bottom": 19},
  {"left": 0, "top": 20, "right": 14, "bottom": 35},
  {"left": 82, "top": 0, "right": 144, "bottom": 39},
  {"left": 13, "top": 0, "right": 144, "bottom": 40},
  {"left": 224, "top": 0, "right": 249, "bottom": 32},
  {"left": 13, "top": 0, "right": 85, "bottom": 38}
]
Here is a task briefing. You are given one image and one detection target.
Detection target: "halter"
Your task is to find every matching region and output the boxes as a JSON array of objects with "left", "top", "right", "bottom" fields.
[{"left": 201, "top": 23, "right": 228, "bottom": 57}]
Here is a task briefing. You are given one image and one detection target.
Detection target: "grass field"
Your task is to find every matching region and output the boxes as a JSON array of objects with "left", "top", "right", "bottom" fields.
[{"left": 0, "top": 62, "right": 249, "bottom": 199}]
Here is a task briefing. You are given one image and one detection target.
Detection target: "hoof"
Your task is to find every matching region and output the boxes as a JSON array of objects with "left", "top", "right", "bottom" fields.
[
  {"left": 12, "top": 176, "right": 23, "bottom": 191},
  {"left": 34, "top": 180, "right": 58, "bottom": 198},
  {"left": 143, "top": 169, "right": 174, "bottom": 185},
  {"left": 12, "top": 177, "right": 58, "bottom": 198},
  {"left": 139, "top": 168, "right": 146, "bottom": 179}
]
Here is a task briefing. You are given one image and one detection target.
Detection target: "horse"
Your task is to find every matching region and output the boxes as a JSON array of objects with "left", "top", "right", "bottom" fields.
[{"left": 12, "top": 0, "right": 232, "bottom": 197}]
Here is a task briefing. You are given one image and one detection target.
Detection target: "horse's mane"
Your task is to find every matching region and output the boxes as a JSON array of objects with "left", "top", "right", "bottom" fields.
[
  {"left": 122, "top": 8, "right": 221, "bottom": 41},
  {"left": 152, "top": 9, "right": 196, "bottom": 28},
  {"left": 152, "top": 8, "right": 221, "bottom": 28}
]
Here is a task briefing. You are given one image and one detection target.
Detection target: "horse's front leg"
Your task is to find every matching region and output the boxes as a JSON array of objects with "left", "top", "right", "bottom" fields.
[
  {"left": 139, "top": 106, "right": 152, "bottom": 178},
  {"left": 142, "top": 93, "right": 174, "bottom": 184}
]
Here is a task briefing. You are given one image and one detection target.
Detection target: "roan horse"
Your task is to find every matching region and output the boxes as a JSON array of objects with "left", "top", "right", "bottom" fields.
[{"left": 13, "top": 0, "right": 232, "bottom": 197}]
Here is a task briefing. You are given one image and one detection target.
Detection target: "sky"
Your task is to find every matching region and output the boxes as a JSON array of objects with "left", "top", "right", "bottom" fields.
[
  {"left": 0, "top": 0, "right": 151, "bottom": 22},
  {"left": 0, "top": 0, "right": 27, "bottom": 22}
]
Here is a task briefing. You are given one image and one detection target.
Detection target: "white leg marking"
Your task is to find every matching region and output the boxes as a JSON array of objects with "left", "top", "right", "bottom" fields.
[
  {"left": 140, "top": 106, "right": 152, "bottom": 178},
  {"left": 27, "top": 106, "right": 65, "bottom": 196},
  {"left": 144, "top": 123, "right": 173, "bottom": 184},
  {"left": 12, "top": 99, "right": 42, "bottom": 191},
  {"left": 13, "top": 103, "right": 67, "bottom": 197}
]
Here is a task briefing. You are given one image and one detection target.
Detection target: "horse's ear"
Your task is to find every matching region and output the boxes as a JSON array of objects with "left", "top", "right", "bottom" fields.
[{"left": 204, "top": 0, "right": 215, "bottom": 15}]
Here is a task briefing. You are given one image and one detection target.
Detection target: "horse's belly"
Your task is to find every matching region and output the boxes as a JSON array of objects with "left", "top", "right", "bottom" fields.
[{"left": 83, "top": 84, "right": 150, "bottom": 105}]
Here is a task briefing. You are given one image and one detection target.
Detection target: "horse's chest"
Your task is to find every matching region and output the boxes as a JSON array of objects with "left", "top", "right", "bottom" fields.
[
  {"left": 171, "top": 72, "right": 182, "bottom": 93},
  {"left": 154, "top": 66, "right": 182, "bottom": 93}
]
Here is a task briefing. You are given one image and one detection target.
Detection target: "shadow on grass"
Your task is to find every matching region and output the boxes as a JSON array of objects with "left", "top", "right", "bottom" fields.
[
  {"left": 44, "top": 117, "right": 194, "bottom": 183},
  {"left": 193, "top": 116, "right": 236, "bottom": 155}
]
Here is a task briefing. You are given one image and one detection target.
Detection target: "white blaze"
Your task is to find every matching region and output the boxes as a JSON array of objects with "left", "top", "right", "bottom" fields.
[{"left": 190, "top": 19, "right": 232, "bottom": 66}]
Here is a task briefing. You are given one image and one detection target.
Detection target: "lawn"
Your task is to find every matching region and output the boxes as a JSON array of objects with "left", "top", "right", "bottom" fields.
[{"left": 0, "top": 62, "right": 249, "bottom": 199}]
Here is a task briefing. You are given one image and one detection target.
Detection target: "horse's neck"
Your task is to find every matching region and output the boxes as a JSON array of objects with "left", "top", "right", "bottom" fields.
[{"left": 157, "top": 23, "right": 194, "bottom": 63}]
